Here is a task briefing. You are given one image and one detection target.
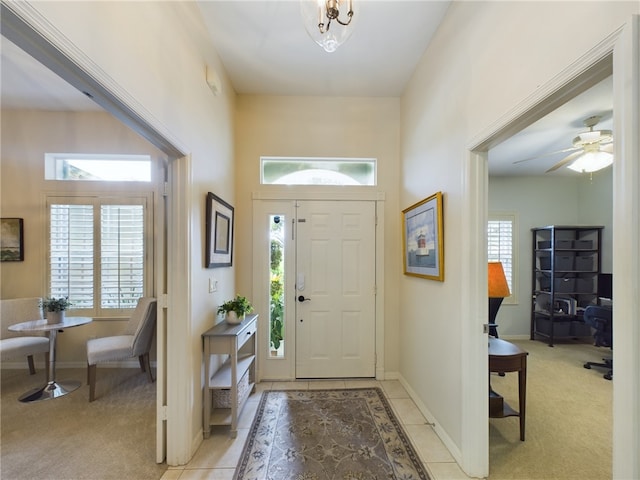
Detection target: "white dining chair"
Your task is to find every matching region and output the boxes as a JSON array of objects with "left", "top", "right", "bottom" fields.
[
  {"left": 86, "top": 297, "right": 157, "bottom": 402},
  {"left": 0, "top": 297, "right": 49, "bottom": 375}
]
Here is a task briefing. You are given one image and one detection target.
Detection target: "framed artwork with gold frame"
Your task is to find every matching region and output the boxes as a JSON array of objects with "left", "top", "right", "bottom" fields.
[{"left": 402, "top": 192, "right": 444, "bottom": 281}]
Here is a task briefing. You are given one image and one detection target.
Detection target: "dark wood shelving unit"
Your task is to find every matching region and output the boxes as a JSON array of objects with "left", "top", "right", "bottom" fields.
[{"left": 530, "top": 225, "right": 603, "bottom": 346}]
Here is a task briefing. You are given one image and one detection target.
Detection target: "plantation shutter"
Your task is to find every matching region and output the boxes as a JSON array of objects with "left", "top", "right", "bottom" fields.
[
  {"left": 48, "top": 196, "right": 149, "bottom": 316},
  {"left": 488, "top": 214, "right": 517, "bottom": 302},
  {"left": 101, "top": 205, "right": 145, "bottom": 309},
  {"left": 50, "top": 204, "right": 94, "bottom": 308}
]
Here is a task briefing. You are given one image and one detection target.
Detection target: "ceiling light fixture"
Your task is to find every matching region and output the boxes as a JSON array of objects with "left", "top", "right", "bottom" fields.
[
  {"left": 567, "top": 149, "right": 614, "bottom": 173},
  {"left": 301, "top": 0, "right": 355, "bottom": 53},
  {"left": 567, "top": 116, "right": 614, "bottom": 173}
]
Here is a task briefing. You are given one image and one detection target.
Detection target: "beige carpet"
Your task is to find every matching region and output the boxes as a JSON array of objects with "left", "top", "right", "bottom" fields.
[
  {"left": 235, "top": 388, "right": 430, "bottom": 480},
  {"left": 489, "top": 339, "right": 612, "bottom": 480},
  {"left": 1, "top": 367, "right": 167, "bottom": 480}
]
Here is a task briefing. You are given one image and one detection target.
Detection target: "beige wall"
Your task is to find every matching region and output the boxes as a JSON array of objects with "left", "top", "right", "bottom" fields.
[
  {"left": 400, "top": 0, "right": 637, "bottom": 463},
  {"left": 0, "top": 109, "right": 166, "bottom": 362},
  {"left": 5, "top": 0, "right": 636, "bottom": 471},
  {"left": 234, "top": 95, "right": 402, "bottom": 374}
]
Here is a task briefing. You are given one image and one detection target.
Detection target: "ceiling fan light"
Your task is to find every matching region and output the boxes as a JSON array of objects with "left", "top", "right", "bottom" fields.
[
  {"left": 567, "top": 150, "right": 613, "bottom": 173},
  {"left": 573, "top": 129, "right": 613, "bottom": 148}
]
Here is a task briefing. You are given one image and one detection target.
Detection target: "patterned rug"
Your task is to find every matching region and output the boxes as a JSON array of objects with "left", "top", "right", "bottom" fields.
[{"left": 234, "top": 388, "right": 431, "bottom": 480}]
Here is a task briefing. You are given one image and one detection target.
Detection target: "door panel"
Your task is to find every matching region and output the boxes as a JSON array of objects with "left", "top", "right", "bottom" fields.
[
  {"left": 252, "top": 200, "right": 297, "bottom": 381},
  {"left": 295, "top": 201, "right": 376, "bottom": 378}
]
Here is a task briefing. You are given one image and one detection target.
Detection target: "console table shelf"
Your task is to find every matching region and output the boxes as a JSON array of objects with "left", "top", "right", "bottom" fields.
[
  {"left": 208, "top": 354, "right": 256, "bottom": 389},
  {"left": 202, "top": 314, "right": 258, "bottom": 438}
]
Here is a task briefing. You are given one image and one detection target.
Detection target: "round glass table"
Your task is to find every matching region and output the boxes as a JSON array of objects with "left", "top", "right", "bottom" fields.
[{"left": 9, "top": 316, "right": 93, "bottom": 402}]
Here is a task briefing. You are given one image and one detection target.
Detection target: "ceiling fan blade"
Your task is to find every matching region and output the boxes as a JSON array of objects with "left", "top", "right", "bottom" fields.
[
  {"left": 545, "top": 150, "right": 583, "bottom": 173},
  {"left": 512, "top": 146, "right": 577, "bottom": 165}
]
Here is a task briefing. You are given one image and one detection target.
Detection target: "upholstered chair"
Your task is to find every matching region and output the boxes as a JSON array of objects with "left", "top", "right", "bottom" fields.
[
  {"left": 86, "top": 297, "right": 157, "bottom": 401},
  {"left": 0, "top": 297, "right": 49, "bottom": 375}
]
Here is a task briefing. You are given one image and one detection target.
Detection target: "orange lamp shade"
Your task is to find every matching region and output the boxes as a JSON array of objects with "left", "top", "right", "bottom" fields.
[{"left": 488, "top": 262, "right": 511, "bottom": 298}]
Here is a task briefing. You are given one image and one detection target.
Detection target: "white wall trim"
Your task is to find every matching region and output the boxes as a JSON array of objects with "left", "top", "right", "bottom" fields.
[
  {"left": 166, "top": 155, "right": 193, "bottom": 466},
  {"left": 252, "top": 187, "right": 385, "bottom": 202},
  {"left": 375, "top": 199, "right": 386, "bottom": 381},
  {"left": 611, "top": 15, "right": 640, "bottom": 480},
  {"left": 459, "top": 150, "right": 489, "bottom": 478},
  {"left": 468, "top": 28, "right": 618, "bottom": 153}
]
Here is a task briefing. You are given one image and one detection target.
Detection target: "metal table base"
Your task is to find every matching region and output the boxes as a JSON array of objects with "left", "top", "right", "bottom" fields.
[{"left": 19, "top": 379, "right": 81, "bottom": 402}]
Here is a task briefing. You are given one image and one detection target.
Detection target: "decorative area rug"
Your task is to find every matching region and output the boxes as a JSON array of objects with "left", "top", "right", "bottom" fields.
[{"left": 235, "top": 388, "right": 430, "bottom": 480}]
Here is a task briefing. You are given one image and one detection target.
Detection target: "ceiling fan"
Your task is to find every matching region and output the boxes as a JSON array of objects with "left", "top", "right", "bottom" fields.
[{"left": 513, "top": 115, "right": 614, "bottom": 173}]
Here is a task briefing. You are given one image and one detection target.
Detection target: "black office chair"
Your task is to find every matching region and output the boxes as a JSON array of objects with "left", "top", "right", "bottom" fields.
[{"left": 583, "top": 304, "right": 612, "bottom": 380}]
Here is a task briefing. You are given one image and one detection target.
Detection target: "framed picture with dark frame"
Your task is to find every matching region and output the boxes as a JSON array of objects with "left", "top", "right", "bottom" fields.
[
  {"left": 402, "top": 191, "right": 444, "bottom": 281},
  {"left": 1, "top": 217, "right": 24, "bottom": 262},
  {"left": 205, "top": 192, "right": 234, "bottom": 268}
]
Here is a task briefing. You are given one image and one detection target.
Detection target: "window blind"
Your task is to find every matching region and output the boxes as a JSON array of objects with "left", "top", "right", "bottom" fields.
[
  {"left": 488, "top": 216, "right": 516, "bottom": 300},
  {"left": 49, "top": 197, "right": 148, "bottom": 315},
  {"left": 100, "top": 205, "right": 145, "bottom": 309},
  {"left": 50, "top": 204, "right": 94, "bottom": 308}
]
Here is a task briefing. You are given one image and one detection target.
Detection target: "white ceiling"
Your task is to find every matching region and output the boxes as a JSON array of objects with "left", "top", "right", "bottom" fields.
[
  {"left": 0, "top": 0, "right": 613, "bottom": 176},
  {"left": 196, "top": 1, "right": 451, "bottom": 97}
]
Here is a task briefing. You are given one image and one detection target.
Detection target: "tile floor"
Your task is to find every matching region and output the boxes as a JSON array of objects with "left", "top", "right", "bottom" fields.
[{"left": 161, "top": 380, "right": 472, "bottom": 480}]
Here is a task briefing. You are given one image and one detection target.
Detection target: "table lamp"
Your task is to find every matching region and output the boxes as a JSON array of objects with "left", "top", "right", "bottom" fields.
[{"left": 488, "top": 261, "right": 510, "bottom": 338}]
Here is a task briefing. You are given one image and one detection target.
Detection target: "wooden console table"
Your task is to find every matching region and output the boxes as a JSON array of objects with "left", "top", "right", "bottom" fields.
[
  {"left": 202, "top": 314, "right": 257, "bottom": 438},
  {"left": 489, "top": 337, "right": 528, "bottom": 441}
]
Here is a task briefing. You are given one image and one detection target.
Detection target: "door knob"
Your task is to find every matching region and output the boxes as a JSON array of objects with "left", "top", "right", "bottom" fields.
[{"left": 298, "top": 295, "right": 311, "bottom": 302}]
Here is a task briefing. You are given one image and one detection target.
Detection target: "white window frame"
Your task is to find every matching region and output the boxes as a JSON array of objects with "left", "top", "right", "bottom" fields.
[
  {"left": 260, "top": 156, "right": 377, "bottom": 186},
  {"left": 488, "top": 212, "right": 518, "bottom": 305},
  {"left": 44, "top": 153, "right": 152, "bottom": 182},
  {"left": 46, "top": 193, "right": 154, "bottom": 318}
]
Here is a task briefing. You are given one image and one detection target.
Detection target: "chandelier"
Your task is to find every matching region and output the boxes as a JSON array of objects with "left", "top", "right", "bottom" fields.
[{"left": 301, "top": 0, "right": 355, "bottom": 53}]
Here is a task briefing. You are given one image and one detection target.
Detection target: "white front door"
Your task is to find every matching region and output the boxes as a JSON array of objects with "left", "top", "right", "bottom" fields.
[{"left": 295, "top": 200, "right": 376, "bottom": 378}]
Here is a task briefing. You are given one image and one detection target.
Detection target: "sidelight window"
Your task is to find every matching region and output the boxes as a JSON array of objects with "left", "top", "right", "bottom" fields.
[{"left": 269, "top": 215, "right": 285, "bottom": 358}]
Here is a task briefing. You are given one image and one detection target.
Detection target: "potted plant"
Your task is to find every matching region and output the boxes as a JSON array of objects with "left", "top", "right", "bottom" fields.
[
  {"left": 41, "top": 296, "right": 72, "bottom": 324},
  {"left": 217, "top": 295, "right": 253, "bottom": 324}
]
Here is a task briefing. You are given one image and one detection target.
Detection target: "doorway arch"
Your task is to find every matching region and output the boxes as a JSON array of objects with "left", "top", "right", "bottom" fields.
[
  {"left": 1, "top": 2, "right": 193, "bottom": 465},
  {"left": 462, "top": 18, "right": 639, "bottom": 478}
]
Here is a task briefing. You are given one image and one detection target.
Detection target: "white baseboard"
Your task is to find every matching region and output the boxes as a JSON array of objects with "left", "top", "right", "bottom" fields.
[
  {"left": 1, "top": 360, "right": 157, "bottom": 370},
  {"left": 396, "top": 373, "right": 464, "bottom": 468}
]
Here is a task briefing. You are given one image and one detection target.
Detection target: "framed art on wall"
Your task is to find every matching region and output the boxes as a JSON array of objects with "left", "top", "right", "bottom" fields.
[
  {"left": 205, "top": 193, "right": 234, "bottom": 268},
  {"left": 1, "top": 218, "right": 24, "bottom": 262},
  {"left": 402, "top": 192, "right": 444, "bottom": 281}
]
